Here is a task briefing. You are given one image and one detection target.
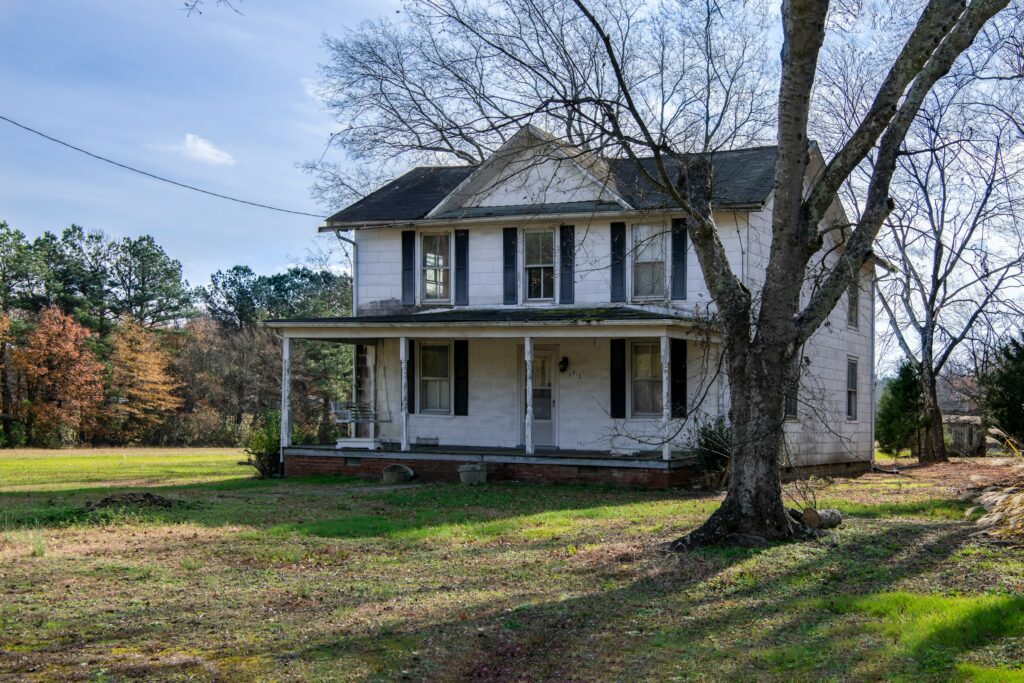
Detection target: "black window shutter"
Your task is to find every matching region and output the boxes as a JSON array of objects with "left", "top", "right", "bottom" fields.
[
  {"left": 559, "top": 224, "right": 575, "bottom": 304},
  {"left": 454, "top": 229, "right": 469, "bottom": 305},
  {"left": 671, "top": 338, "right": 687, "bottom": 418},
  {"left": 610, "top": 338, "right": 626, "bottom": 418},
  {"left": 610, "top": 222, "right": 626, "bottom": 302},
  {"left": 401, "top": 230, "right": 416, "bottom": 305},
  {"left": 503, "top": 227, "right": 518, "bottom": 305},
  {"left": 454, "top": 339, "right": 469, "bottom": 415},
  {"left": 406, "top": 339, "right": 416, "bottom": 414},
  {"left": 671, "top": 219, "right": 688, "bottom": 300}
]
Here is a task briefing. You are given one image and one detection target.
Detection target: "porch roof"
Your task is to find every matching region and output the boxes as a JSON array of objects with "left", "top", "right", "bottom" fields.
[{"left": 264, "top": 306, "right": 716, "bottom": 340}]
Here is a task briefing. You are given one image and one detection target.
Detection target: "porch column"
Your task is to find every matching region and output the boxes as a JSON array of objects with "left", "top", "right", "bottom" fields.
[
  {"left": 367, "top": 344, "right": 377, "bottom": 443},
  {"left": 399, "top": 336, "right": 410, "bottom": 452},
  {"left": 280, "top": 336, "right": 291, "bottom": 463},
  {"left": 524, "top": 336, "right": 534, "bottom": 455},
  {"left": 661, "top": 334, "right": 671, "bottom": 461}
]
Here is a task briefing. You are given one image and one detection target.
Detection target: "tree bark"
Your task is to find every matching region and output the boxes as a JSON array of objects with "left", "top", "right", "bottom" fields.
[
  {"left": 667, "top": 344, "right": 809, "bottom": 549},
  {"left": 919, "top": 368, "right": 948, "bottom": 463},
  {"left": 0, "top": 344, "right": 11, "bottom": 444}
]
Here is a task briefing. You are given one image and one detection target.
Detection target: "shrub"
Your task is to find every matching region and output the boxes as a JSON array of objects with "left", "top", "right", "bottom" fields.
[
  {"left": 693, "top": 415, "right": 732, "bottom": 474},
  {"left": 243, "top": 411, "right": 281, "bottom": 479}
]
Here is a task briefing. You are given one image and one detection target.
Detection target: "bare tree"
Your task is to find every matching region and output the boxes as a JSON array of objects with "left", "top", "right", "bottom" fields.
[
  {"left": 306, "top": 0, "right": 1017, "bottom": 547},
  {"left": 815, "top": 6, "right": 1024, "bottom": 463},
  {"left": 879, "top": 102, "right": 1024, "bottom": 462}
]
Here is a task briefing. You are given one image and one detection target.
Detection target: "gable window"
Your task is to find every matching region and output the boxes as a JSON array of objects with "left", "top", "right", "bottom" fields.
[
  {"left": 846, "top": 358, "right": 858, "bottom": 421},
  {"left": 847, "top": 271, "right": 859, "bottom": 328},
  {"left": 632, "top": 225, "right": 666, "bottom": 298},
  {"left": 525, "top": 229, "right": 555, "bottom": 300},
  {"left": 631, "top": 342, "right": 663, "bottom": 416},
  {"left": 420, "top": 343, "right": 451, "bottom": 414},
  {"left": 421, "top": 234, "right": 451, "bottom": 302}
]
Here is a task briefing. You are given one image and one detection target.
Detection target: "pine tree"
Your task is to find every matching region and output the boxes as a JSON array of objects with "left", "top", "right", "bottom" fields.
[
  {"left": 13, "top": 307, "right": 105, "bottom": 446},
  {"left": 108, "top": 317, "right": 183, "bottom": 443}
]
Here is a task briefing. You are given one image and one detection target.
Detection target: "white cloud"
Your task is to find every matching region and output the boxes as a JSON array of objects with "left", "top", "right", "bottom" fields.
[{"left": 161, "top": 133, "right": 236, "bottom": 166}]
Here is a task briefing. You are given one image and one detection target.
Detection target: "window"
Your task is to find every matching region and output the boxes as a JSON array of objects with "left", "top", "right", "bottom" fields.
[
  {"left": 420, "top": 343, "right": 451, "bottom": 413},
  {"left": 421, "top": 234, "right": 451, "bottom": 302},
  {"left": 847, "top": 271, "right": 859, "bottom": 328},
  {"left": 633, "top": 225, "right": 665, "bottom": 298},
  {"left": 525, "top": 230, "right": 555, "bottom": 300},
  {"left": 784, "top": 383, "right": 799, "bottom": 419},
  {"left": 631, "top": 342, "right": 663, "bottom": 416},
  {"left": 846, "top": 358, "right": 858, "bottom": 421}
]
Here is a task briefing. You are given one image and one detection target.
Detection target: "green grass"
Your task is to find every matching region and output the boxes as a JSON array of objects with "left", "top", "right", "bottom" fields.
[
  {"left": 1, "top": 449, "right": 1022, "bottom": 681},
  {"left": 0, "top": 447, "right": 247, "bottom": 491}
]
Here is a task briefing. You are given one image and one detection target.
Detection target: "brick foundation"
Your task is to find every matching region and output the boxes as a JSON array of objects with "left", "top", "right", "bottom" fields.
[
  {"left": 284, "top": 452, "right": 871, "bottom": 490},
  {"left": 285, "top": 454, "right": 699, "bottom": 489}
]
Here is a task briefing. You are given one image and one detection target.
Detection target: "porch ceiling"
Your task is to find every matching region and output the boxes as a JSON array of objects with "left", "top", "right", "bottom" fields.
[{"left": 263, "top": 306, "right": 718, "bottom": 340}]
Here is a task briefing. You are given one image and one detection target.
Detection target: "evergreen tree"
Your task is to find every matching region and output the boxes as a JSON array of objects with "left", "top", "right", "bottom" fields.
[
  {"left": 876, "top": 359, "right": 924, "bottom": 456},
  {"left": 983, "top": 335, "right": 1024, "bottom": 442}
]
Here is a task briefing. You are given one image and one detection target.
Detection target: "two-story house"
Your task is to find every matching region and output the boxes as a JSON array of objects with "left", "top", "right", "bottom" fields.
[{"left": 268, "top": 126, "right": 876, "bottom": 487}]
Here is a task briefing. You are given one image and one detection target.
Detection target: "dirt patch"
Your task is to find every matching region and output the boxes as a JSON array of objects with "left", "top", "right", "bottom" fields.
[
  {"left": 873, "top": 458, "right": 1020, "bottom": 491},
  {"left": 84, "top": 492, "right": 185, "bottom": 511}
]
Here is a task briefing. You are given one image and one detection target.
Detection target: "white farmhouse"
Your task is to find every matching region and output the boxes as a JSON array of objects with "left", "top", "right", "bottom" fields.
[{"left": 268, "top": 126, "right": 876, "bottom": 487}]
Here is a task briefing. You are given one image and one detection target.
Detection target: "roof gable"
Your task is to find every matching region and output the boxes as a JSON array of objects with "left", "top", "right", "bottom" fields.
[{"left": 426, "top": 125, "right": 630, "bottom": 219}]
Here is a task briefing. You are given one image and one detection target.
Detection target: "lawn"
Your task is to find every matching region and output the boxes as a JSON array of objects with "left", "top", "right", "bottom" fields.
[{"left": 1, "top": 450, "right": 1023, "bottom": 681}]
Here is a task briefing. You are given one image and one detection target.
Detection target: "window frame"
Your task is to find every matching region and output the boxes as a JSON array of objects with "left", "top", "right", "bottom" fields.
[
  {"left": 847, "top": 270, "right": 860, "bottom": 328},
  {"left": 418, "top": 341, "right": 453, "bottom": 415},
  {"left": 846, "top": 357, "right": 859, "bottom": 421},
  {"left": 523, "top": 228, "right": 556, "bottom": 302},
  {"left": 420, "top": 232, "right": 453, "bottom": 304},
  {"left": 631, "top": 223, "right": 667, "bottom": 300},
  {"left": 629, "top": 340, "right": 664, "bottom": 418}
]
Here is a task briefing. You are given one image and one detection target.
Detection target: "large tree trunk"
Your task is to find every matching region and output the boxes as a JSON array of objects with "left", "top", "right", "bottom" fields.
[
  {"left": 667, "top": 345, "right": 807, "bottom": 550},
  {"left": 918, "top": 367, "right": 948, "bottom": 463}
]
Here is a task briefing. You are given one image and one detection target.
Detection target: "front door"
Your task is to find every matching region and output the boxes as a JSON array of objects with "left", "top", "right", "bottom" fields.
[{"left": 524, "top": 348, "right": 556, "bottom": 447}]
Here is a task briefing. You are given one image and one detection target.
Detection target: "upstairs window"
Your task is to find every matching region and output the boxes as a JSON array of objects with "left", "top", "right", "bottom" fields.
[
  {"left": 847, "top": 271, "right": 860, "bottom": 328},
  {"left": 525, "top": 230, "right": 555, "bottom": 300},
  {"left": 633, "top": 225, "right": 666, "bottom": 298},
  {"left": 846, "top": 358, "right": 859, "bottom": 421},
  {"left": 631, "top": 342, "right": 663, "bottom": 416},
  {"left": 421, "top": 234, "right": 450, "bottom": 302},
  {"left": 420, "top": 343, "right": 451, "bottom": 414}
]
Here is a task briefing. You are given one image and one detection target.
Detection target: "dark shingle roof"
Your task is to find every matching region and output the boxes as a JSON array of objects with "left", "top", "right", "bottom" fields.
[
  {"left": 327, "top": 166, "right": 475, "bottom": 224},
  {"left": 325, "top": 147, "right": 777, "bottom": 225},
  {"left": 266, "top": 306, "right": 693, "bottom": 325}
]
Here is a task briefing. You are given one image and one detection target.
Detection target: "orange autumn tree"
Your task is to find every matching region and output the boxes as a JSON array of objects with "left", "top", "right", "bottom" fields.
[
  {"left": 107, "top": 316, "right": 183, "bottom": 443},
  {"left": 14, "top": 306, "right": 105, "bottom": 446}
]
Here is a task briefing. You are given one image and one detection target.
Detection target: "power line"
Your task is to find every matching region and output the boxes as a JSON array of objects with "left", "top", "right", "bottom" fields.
[{"left": 0, "top": 113, "right": 327, "bottom": 219}]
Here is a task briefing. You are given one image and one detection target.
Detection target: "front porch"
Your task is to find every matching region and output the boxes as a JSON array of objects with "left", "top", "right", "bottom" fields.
[{"left": 267, "top": 306, "right": 724, "bottom": 488}]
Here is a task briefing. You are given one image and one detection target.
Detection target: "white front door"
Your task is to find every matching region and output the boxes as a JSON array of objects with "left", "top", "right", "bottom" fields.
[{"left": 524, "top": 348, "right": 557, "bottom": 447}]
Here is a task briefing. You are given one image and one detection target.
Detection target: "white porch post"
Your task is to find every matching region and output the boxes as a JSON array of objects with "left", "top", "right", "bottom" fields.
[
  {"left": 280, "top": 336, "right": 292, "bottom": 465},
  {"left": 399, "top": 337, "right": 410, "bottom": 452},
  {"left": 661, "top": 334, "right": 672, "bottom": 461},
  {"left": 367, "top": 344, "right": 377, "bottom": 444},
  {"left": 524, "top": 336, "right": 534, "bottom": 455}
]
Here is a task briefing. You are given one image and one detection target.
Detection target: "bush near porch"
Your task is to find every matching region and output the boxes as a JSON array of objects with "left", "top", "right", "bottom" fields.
[{"left": 1, "top": 449, "right": 1023, "bottom": 681}]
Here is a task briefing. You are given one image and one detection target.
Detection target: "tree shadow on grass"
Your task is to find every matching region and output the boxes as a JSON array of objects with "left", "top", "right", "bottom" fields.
[{"left": 280, "top": 520, "right": 998, "bottom": 681}]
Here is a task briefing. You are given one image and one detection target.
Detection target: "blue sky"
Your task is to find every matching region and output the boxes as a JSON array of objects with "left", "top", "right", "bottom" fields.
[{"left": 0, "top": 0, "right": 398, "bottom": 286}]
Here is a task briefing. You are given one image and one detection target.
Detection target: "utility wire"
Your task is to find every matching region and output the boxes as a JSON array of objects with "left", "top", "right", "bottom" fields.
[{"left": 0, "top": 113, "right": 327, "bottom": 219}]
